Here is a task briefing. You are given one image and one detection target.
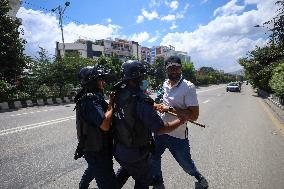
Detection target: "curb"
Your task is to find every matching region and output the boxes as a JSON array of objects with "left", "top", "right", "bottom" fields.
[
  {"left": 0, "top": 96, "right": 75, "bottom": 111},
  {"left": 268, "top": 96, "right": 284, "bottom": 110},
  {"left": 257, "top": 89, "right": 284, "bottom": 111}
]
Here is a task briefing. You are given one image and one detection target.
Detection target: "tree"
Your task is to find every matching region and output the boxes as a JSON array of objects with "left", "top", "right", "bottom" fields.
[
  {"left": 181, "top": 61, "right": 196, "bottom": 83},
  {"left": 0, "top": 0, "right": 27, "bottom": 83},
  {"left": 269, "top": 60, "right": 284, "bottom": 98},
  {"left": 239, "top": 46, "right": 280, "bottom": 92},
  {"left": 149, "top": 56, "right": 166, "bottom": 89}
]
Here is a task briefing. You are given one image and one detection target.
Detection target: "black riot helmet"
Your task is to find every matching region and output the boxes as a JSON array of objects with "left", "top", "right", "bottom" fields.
[
  {"left": 78, "top": 65, "right": 110, "bottom": 88},
  {"left": 121, "top": 60, "right": 147, "bottom": 81}
]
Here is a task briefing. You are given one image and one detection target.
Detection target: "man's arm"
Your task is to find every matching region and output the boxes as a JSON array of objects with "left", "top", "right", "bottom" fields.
[
  {"left": 100, "top": 93, "right": 115, "bottom": 131},
  {"left": 175, "top": 106, "right": 199, "bottom": 121},
  {"left": 157, "top": 119, "right": 185, "bottom": 134},
  {"left": 155, "top": 104, "right": 199, "bottom": 121}
]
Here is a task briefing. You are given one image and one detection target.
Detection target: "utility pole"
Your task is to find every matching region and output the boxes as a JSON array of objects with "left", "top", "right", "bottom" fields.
[{"left": 52, "top": 2, "right": 70, "bottom": 56}]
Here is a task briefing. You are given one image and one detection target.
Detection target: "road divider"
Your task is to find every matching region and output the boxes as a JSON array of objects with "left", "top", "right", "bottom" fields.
[{"left": 0, "top": 116, "right": 75, "bottom": 136}]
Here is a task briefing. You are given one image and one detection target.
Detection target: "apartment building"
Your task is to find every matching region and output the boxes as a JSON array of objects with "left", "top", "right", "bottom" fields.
[
  {"left": 56, "top": 38, "right": 141, "bottom": 61},
  {"left": 151, "top": 45, "right": 175, "bottom": 63},
  {"left": 141, "top": 47, "right": 151, "bottom": 64},
  {"left": 56, "top": 39, "right": 104, "bottom": 59},
  {"left": 150, "top": 45, "right": 190, "bottom": 64}
]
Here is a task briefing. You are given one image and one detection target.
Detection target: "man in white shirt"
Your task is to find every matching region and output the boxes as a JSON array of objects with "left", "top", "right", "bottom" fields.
[{"left": 152, "top": 56, "right": 208, "bottom": 189}]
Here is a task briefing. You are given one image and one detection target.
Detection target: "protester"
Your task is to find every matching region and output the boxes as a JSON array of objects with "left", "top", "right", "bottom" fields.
[{"left": 152, "top": 56, "right": 209, "bottom": 189}]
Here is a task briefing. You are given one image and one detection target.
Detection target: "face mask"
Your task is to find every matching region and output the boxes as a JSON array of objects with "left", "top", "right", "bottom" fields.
[{"left": 140, "top": 79, "right": 148, "bottom": 91}]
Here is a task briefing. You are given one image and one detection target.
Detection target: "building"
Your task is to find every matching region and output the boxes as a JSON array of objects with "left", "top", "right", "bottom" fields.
[
  {"left": 151, "top": 45, "right": 176, "bottom": 63},
  {"left": 141, "top": 47, "right": 151, "bottom": 64},
  {"left": 56, "top": 38, "right": 191, "bottom": 65},
  {"left": 173, "top": 51, "right": 191, "bottom": 62},
  {"left": 56, "top": 39, "right": 104, "bottom": 59},
  {"left": 56, "top": 38, "right": 141, "bottom": 61}
]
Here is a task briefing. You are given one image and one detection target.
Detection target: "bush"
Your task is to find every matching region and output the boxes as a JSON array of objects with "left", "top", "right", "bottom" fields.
[
  {"left": 35, "top": 84, "right": 52, "bottom": 98},
  {"left": 13, "top": 91, "right": 31, "bottom": 100},
  {"left": 269, "top": 61, "right": 284, "bottom": 98},
  {"left": 62, "top": 83, "right": 75, "bottom": 96},
  {"left": 0, "top": 80, "right": 15, "bottom": 102}
]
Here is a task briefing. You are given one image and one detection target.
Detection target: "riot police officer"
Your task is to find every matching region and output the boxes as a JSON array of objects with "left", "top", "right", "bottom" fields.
[
  {"left": 112, "top": 60, "right": 185, "bottom": 189},
  {"left": 74, "top": 65, "right": 115, "bottom": 189}
]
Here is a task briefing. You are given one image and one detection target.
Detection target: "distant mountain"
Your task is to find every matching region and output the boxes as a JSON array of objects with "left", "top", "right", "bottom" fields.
[{"left": 228, "top": 69, "right": 245, "bottom": 76}]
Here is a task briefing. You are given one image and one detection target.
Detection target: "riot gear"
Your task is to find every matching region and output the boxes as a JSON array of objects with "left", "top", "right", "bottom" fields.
[
  {"left": 113, "top": 89, "right": 152, "bottom": 148},
  {"left": 121, "top": 60, "right": 146, "bottom": 81},
  {"left": 79, "top": 65, "right": 110, "bottom": 88}
]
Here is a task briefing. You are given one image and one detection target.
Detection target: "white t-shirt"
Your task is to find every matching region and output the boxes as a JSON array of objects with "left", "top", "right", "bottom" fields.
[{"left": 161, "top": 78, "right": 199, "bottom": 139}]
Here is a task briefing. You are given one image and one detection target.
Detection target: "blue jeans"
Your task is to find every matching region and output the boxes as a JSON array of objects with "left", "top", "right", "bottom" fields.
[
  {"left": 151, "top": 134, "right": 201, "bottom": 184},
  {"left": 79, "top": 151, "right": 115, "bottom": 189}
]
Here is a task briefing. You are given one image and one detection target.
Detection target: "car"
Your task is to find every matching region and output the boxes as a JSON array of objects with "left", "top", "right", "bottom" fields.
[{"left": 226, "top": 82, "right": 241, "bottom": 92}]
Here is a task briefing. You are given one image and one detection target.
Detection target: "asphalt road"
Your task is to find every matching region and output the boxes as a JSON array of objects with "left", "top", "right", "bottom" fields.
[{"left": 0, "top": 84, "right": 283, "bottom": 189}]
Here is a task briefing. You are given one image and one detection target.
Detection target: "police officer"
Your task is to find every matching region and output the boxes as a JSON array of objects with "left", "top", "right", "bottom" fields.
[
  {"left": 75, "top": 65, "right": 115, "bottom": 189},
  {"left": 112, "top": 60, "right": 185, "bottom": 189}
]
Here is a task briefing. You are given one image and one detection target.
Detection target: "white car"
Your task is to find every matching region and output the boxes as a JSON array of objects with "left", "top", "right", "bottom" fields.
[{"left": 226, "top": 82, "right": 241, "bottom": 92}]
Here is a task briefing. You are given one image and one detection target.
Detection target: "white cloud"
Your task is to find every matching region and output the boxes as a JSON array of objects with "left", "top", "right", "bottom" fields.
[
  {"left": 148, "top": 31, "right": 161, "bottom": 43},
  {"left": 142, "top": 9, "right": 159, "bottom": 20},
  {"left": 201, "top": 0, "right": 209, "bottom": 4},
  {"left": 160, "top": 0, "right": 278, "bottom": 72},
  {"left": 136, "top": 15, "right": 144, "bottom": 23},
  {"left": 161, "top": 14, "right": 176, "bottom": 21},
  {"left": 17, "top": 7, "right": 121, "bottom": 57},
  {"left": 214, "top": 0, "right": 245, "bottom": 16},
  {"left": 170, "top": 22, "right": 177, "bottom": 30},
  {"left": 107, "top": 18, "right": 112, "bottom": 23},
  {"left": 129, "top": 32, "right": 150, "bottom": 43},
  {"left": 184, "top": 3, "right": 190, "bottom": 10},
  {"left": 150, "top": 0, "right": 163, "bottom": 8},
  {"left": 169, "top": 1, "right": 179, "bottom": 10}
]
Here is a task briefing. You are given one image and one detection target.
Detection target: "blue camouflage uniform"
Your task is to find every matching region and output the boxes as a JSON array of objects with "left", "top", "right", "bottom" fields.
[
  {"left": 77, "top": 93, "right": 115, "bottom": 189},
  {"left": 113, "top": 87, "right": 164, "bottom": 189}
]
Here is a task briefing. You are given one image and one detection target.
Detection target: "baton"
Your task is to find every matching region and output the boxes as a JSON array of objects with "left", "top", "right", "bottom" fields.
[{"left": 165, "top": 111, "right": 206, "bottom": 128}]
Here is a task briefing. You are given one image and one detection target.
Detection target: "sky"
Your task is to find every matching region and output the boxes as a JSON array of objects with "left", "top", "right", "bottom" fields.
[{"left": 17, "top": 0, "right": 279, "bottom": 72}]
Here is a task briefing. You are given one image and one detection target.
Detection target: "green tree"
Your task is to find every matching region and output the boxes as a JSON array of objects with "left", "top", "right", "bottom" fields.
[
  {"left": 239, "top": 46, "right": 280, "bottom": 92},
  {"left": 150, "top": 56, "right": 166, "bottom": 89},
  {"left": 0, "top": 0, "right": 27, "bottom": 83},
  {"left": 181, "top": 61, "right": 196, "bottom": 83},
  {"left": 269, "top": 60, "right": 284, "bottom": 98}
]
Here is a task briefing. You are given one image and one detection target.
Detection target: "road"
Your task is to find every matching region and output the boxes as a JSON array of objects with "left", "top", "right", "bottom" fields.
[{"left": 0, "top": 84, "right": 283, "bottom": 189}]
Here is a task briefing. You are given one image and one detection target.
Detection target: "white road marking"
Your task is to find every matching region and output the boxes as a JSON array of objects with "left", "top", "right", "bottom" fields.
[
  {"left": 203, "top": 100, "right": 210, "bottom": 103},
  {"left": 10, "top": 109, "right": 55, "bottom": 117},
  {"left": 0, "top": 116, "right": 75, "bottom": 136}
]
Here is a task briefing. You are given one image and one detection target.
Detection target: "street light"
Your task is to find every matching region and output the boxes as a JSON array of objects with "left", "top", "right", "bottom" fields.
[{"left": 52, "top": 2, "right": 70, "bottom": 56}]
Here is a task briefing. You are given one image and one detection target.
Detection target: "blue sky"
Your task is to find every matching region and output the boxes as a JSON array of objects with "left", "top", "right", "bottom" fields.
[{"left": 18, "top": 0, "right": 278, "bottom": 72}]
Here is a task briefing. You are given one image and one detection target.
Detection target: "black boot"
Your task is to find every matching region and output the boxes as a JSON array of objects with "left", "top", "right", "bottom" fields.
[{"left": 196, "top": 175, "right": 208, "bottom": 189}]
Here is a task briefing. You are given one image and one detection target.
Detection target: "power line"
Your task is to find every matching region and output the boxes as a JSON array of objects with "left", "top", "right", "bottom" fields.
[{"left": 21, "top": 1, "right": 85, "bottom": 25}]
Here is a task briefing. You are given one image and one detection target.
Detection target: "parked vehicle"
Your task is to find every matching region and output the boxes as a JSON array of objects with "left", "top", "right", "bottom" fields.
[{"left": 226, "top": 82, "right": 241, "bottom": 92}]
